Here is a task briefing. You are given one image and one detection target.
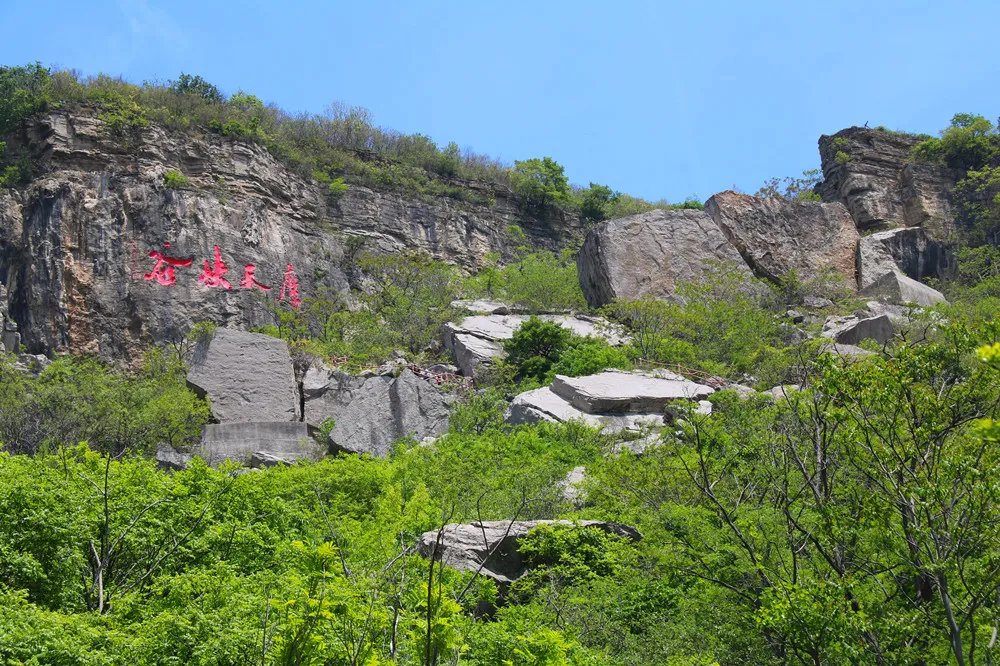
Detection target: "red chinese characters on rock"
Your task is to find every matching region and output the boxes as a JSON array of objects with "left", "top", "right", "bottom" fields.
[
  {"left": 141, "top": 243, "right": 302, "bottom": 307},
  {"left": 279, "top": 264, "right": 302, "bottom": 309},
  {"left": 144, "top": 243, "right": 193, "bottom": 286},
  {"left": 240, "top": 264, "right": 271, "bottom": 292},
  {"left": 198, "top": 245, "right": 232, "bottom": 290}
]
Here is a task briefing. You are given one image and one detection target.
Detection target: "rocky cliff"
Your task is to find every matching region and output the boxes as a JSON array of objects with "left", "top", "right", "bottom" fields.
[
  {"left": 0, "top": 107, "right": 582, "bottom": 359},
  {"left": 815, "top": 127, "right": 958, "bottom": 238}
]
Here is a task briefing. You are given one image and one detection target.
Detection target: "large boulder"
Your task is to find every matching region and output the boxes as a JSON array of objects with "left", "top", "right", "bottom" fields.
[
  {"left": 856, "top": 227, "right": 952, "bottom": 291},
  {"left": 505, "top": 386, "right": 668, "bottom": 432},
  {"left": 821, "top": 314, "right": 894, "bottom": 346},
  {"left": 316, "top": 369, "right": 453, "bottom": 457},
  {"left": 704, "top": 191, "right": 859, "bottom": 285},
  {"left": 443, "top": 314, "right": 625, "bottom": 377},
  {"left": 186, "top": 328, "right": 299, "bottom": 423},
  {"left": 195, "top": 421, "right": 321, "bottom": 466},
  {"left": 576, "top": 209, "right": 751, "bottom": 308},
  {"left": 416, "top": 520, "right": 641, "bottom": 585}
]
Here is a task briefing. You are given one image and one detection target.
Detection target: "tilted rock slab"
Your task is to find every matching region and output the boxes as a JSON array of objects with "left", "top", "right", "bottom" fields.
[
  {"left": 576, "top": 208, "right": 752, "bottom": 308},
  {"left": 187, "top": 328, "right": 299, "bottom": 423},
  {"left": 821, "top": 314, "right": 894, "bottom": 346},
  {"left": 856, "top": 227, "right": 952, "bottom": 291},
  {"left": 416, "top": 520, "right": 641, "bottom": 584},
  {"left": 861, "top": 271, "right": 947, "bottom": 307},
  {"left": 704, "top": 191, "right": 859, "bottom": 285},
  {"left": 443, "top": 314, "right": 625, "bottom": 377}
]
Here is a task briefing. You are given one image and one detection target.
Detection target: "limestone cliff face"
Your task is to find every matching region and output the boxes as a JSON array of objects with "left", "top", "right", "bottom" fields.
[
  {"left": 0, "top": 107, "right": 581, "bottom": 359},
  {"left": 816, "top": 127, "right": 958, "bottom": 238}
]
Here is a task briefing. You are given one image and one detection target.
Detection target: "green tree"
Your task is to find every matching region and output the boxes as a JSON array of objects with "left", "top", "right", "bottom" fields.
[{"left": 512, "top": 157, "right": 570, "bottom": 207}]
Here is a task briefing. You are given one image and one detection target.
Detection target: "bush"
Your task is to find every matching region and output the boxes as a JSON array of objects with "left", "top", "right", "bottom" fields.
[
  {"left": 512, "top": 157, "right": 570, "bottom": 207},
  {"left": 163, "top": 169, "right": 190, "bottom": 188},
  {"left": 503, "top": 316, "right": 573, "bottom": 383}
]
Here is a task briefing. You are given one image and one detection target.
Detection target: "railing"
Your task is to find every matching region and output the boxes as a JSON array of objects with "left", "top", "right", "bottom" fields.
[
  {"left": 324, "top": 355, "right": 474, "bottom": 390},
  {"left": 635, "top": 358, "right": 728, "bottom": 389}
]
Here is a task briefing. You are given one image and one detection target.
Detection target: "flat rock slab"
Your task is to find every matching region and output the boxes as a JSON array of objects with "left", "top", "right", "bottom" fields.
[
  {"left": 551, "top": 370, "right": 714, "bottom": 414},
  {"left": 416, "top": 520, "right": 641, "bottom": 584},
  {"left": 187, "top": 328, "right": 299, "bottom": 423},
  {"left": 505, "top": 385, "right": 668, "bottom": 433},
  {"left": 195, "top": 422, "right": 321, "bottom": 467}
]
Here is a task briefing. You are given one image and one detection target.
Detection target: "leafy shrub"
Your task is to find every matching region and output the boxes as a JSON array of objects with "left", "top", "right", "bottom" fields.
[
  {"left": 163, "top": 169, "right": 190, "bottom": 188},
  {"left": 504, "top": 316, "right": 574, "bottom": 383},
  {"left": 512, "top": 157, "right": 570, "bottom": 207}
]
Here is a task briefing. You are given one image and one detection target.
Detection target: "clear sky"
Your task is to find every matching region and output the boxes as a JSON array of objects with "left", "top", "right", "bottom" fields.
[{"left": 1, "top": 0, "right": 997, "bottom": 202}]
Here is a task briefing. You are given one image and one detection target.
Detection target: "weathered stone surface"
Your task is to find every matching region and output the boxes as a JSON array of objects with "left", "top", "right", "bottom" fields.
[
  {"left": 576, "top": 208, "right": 751, "bottom": 308},
  {"left": 551, "top": 370, "right": 714, "bottom": 414},
  {"left": 250, "top": 451, "right": 295, "bottom": 468},
  {"left": 861, "top": 271, "right": 947, "bottom": 307},
  {"left": 321, "top": 370, "right": 453, "bottom": 457},
  {"left": 560, "top": 467, "right": 588, "bottom": 506},
  {"left": 816, "top": 127, "right": 957, "bottom": 236},
  {"left": 195, "top": 421, "right": 320, "bottom": 467},
  {"left": 450, "top": 299, "right": 511, "bottom": 315},
  {"left": 443, "top": 314, "right": 624, "bottom": 377},
  {"left": 901, "top": 163, "right": 959, "bottom": 240},
  {"left": 506, "top": 386, "right": 666, "bottom": 433},
  {"left": 0, "top": 108, "right": 583, "bottom": 359},
  {"left": 763, "top": 385, "right": 801, "bottom": 400},
  {"left": 856, "top": 227, "right": 952, "bottom": 291},
  {"left": 704, "top": 191, "right": 859, "bottom": 285},
  {"left": 155, "top": 442, "right": 192, "bottom": 471},
  {"left": 819, "top": 342, "right": 876, "bottom": 358},
  {"left": 416, "top": 520, "right": 641, "bottom": 584},
  {"left": 821, "top": 314, "right": 894, "bottom": 346},
  {"left": 187, "top": 328, "right": 298, "bottom": 423}
]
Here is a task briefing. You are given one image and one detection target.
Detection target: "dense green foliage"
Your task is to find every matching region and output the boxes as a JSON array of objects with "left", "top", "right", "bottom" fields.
[{"left": 0, "top": 350, "right": 208, "bottom": 456}]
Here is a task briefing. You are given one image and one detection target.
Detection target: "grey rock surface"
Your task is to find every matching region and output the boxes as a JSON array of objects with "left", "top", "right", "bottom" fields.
[
  {"left": 155, "top": 443, "right": 193, "bottom": 471},
  {"left": 704, "top": 191, "right": 859, "bottom": 285},
  {"left": 576, "top": 208, "right": 752, "bottom": 308},
  {"left": 322, "top": 370, "right": 453, "bottom": 457},
  {"left": 504, "top": 386, "right": 666, "bottom": 433},
  {"left": 551, "top": 370, "right": 714, "bottom": 414},
  {"left": 195, "top": 421, "right": 320, "bottom": 467},
  {"left": 861, "top": 271, "right": 947, "bottom": 307},
  {"left": 560, "top": 467, "right": 588, "bottom": 506},
  {"left": 822, "top": 314, "right": 894, "bottom": 346},
  {"left": 187, "top": 328, "right": 299, "bottom": 423},
  {"left": 416, "top": 520, "right": 642, "bottom": 584},
  {"left": 856, "top": 227, "right": 952, "bottom": 291},
  {"left": 819, "top": 342, "right": 876, "bottom": 358},
  {"left": 250, "top": 451, "right": 295, "bottom": 468}
]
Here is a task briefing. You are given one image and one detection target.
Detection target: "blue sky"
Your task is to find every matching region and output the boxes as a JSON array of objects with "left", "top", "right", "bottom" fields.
[{"left": 1, "top": 0, "right": 998, "bottom": 202}]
